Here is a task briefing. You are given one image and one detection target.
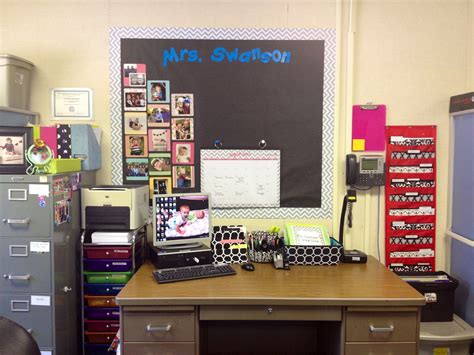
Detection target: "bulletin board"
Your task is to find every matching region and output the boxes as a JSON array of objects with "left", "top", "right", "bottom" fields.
[{"left": 109, "top": 28, "right": 335, "bottom": 219}]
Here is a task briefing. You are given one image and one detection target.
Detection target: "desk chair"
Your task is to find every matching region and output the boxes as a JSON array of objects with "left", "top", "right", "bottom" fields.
[{"left": 0, "top": 317, "right": 41, "bottom": 355}]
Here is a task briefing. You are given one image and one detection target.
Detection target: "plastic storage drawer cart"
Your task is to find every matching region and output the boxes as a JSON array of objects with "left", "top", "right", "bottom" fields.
[{"left": 81, "top": 227, "right": 145, "bottom": 355}]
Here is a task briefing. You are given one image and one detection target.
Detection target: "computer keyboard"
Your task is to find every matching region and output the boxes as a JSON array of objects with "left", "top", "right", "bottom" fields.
[{"left": 152, "top": 264, "right": 236, "bottom": 284}]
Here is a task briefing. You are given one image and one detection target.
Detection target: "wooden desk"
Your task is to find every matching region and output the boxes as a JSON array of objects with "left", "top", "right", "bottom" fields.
[{"left": 117, "top": 257, "right": 424, "bottom": 354}]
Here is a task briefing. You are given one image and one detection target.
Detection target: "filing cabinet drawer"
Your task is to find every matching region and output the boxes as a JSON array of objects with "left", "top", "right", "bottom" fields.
[
  {"left": 123, "top": 342, "right": 195, "bottom": 355},
  {"left": 0, "top": 238, "right": 52, "bottom": 293},
  {"left": 346, "top": 311, "right": 418, "bottom": 342},
  {"left": 123, "top": 311, "right": 195, "bottom": 342},
  {"left": 0, "top": 293, "right": 53, "bottom": 348},
  {"left": 200, "top": 305, "right": 342, "bottom": 321},
  {"left": 345, "top": 342, "right": 417, "bottom": 355},
  {"left": 0, "top": 184, "right": 51, "bottom": 237}
]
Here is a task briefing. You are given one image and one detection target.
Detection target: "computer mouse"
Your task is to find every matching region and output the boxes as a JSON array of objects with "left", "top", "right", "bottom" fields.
[{"left": 241, "top": 262, "right": 255, "bottom": 272}]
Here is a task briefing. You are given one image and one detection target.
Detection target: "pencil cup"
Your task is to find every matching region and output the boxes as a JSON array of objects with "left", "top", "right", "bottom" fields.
[{"left": 247, "top": 231, "right": 279, "bottom": 263}]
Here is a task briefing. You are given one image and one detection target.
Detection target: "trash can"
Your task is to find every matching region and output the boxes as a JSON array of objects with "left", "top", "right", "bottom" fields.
[
  {"left": 399, "top": 271, "right": 459, "bottom": 322},
  {"left": 0, "top": 54, "right": 34, "bottom": 110},
  {"left": 420, "top": 314, "right": 474, "bottom": 355}
]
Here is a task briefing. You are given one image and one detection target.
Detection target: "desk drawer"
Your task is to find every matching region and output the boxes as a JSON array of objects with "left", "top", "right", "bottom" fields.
[
  {"left": 200, "top": 305, "right": 341, "bottom": 321},
  {"left": 123, "top": 311, "right": 195, "bottom": 342},
  {"left": 345, "top": 342, "right": 417, "bottom": 355},
  {"left": 346, "top": 311, "right": 417, "bottom": 342},
  {"left": 123, "top": 342, "right": 194, "bottom": 355}
]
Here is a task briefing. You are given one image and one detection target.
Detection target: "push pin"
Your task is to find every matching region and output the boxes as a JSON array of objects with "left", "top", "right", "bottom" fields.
[
  {"left": 259, "top": 139, "right": 267, "bottom": 149},
  {"left": 214, "top": 139, "right": 223, "bottom": 149}
]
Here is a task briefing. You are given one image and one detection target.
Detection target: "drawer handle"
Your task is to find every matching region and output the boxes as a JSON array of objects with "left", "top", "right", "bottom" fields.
[
  {"left": 369, "top": 325, "right": 394, "bottom": 333},
  {"left": 267, "top": 307, "right": 273, "bottom": 314},
  {"left": 146, "top": 324, "right": 172, "bottom": 332},
  {"left": 3, "top": 218, "right": 31, "bottom": 225},
  {"left": 4, "top": 274, "right": 31, "bottom": 281}
]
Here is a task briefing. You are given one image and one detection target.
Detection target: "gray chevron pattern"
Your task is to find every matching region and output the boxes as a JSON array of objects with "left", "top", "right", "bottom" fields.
[{"left": 109, "top": 27, "right": 335, "bottom": 219}]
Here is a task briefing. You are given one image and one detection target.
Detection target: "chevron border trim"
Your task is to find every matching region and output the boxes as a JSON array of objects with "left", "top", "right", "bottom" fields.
[{"left": 109, "top": 27, "right": 335, "bottom": 219}]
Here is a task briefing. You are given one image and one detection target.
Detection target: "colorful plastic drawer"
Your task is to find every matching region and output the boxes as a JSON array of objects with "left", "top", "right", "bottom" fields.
[
  {"left": 85, "top": 331, "right": 116, "bottom": 344},
  {"left": 83, "top": 258, "right": 133, "bottom": 272},
  {"left": 84, "top": 295, "right": 118, "bottom": 307},
  {"left": 84, "top": 343, "right": 110, "bottom": 355},
  {"left": 84, "top": 271, "right": 132, "bottom": 284},
  {"left": 84, "top": 307, "right": 120, "bottom": 320},
  {"left": 85, "top": 320, "right": 120, "bottom": 332},
  {"left": 84, "top": 283, "right": 124, "bottom": 296},
  {"left": 84, "top": 246, "right": 133, "bottom": 259}
]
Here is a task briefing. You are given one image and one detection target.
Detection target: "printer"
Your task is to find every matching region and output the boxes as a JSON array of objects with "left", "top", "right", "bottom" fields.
[{"left": 81, "top": 185, "right": 149, "bottom": 230}]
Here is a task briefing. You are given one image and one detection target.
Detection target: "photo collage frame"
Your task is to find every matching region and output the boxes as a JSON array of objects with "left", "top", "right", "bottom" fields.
[{"left": 122, "top": 64, "right": 195, "bottom": 196}]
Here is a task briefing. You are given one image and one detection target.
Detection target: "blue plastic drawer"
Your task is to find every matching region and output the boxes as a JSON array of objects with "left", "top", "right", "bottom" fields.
[
  {"left": 84, "top": 283, "right": 124, "bottom": 296},
  {"left": 84, "top": 258, "right": 133, "bottom": 272}
]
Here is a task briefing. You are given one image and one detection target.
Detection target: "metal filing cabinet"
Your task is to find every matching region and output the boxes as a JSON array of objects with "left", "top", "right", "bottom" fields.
[{"left": 0, "top": 173, "right": 95, "bottom": 355}]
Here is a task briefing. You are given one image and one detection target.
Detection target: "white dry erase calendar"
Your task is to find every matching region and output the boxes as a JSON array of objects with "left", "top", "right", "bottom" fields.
[{"left": 200, "top": 150, "right": 280, "bottom": 208}]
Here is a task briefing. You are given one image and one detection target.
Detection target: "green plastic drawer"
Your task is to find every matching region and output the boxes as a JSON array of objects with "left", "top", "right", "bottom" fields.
[{"left": 83, "top": 271, "right": 132, "bottom": 284}]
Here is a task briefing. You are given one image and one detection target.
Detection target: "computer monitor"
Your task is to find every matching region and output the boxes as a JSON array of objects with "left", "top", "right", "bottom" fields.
[{"left": 153, "top": 193, "right": 211, "bottom": 249}]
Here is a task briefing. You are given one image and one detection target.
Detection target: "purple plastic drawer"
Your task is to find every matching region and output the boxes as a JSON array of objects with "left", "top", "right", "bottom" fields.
[
  {"left": 84, "top": 283, "right": 124, "bottom": 296},
  {"left": 84, "top": 246, "right": 132, "bottom": 259},
  {"left": 84, "top": 307, "right": 120, "bottom": 320},
  {"left": 85, "top": 320, "right": 120, "bottom": 332},
  {"left": 84, "top": 258, "right": 132, "bottom": 272}
]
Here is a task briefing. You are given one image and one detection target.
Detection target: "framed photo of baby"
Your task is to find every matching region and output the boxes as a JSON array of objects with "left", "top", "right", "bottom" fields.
[
  {"left": 172, "top": 142, "right": 194, "bottom": 165},
  {"left": 125, "top": 135, "right": 148, "bottom": 157},
  {"left": 0, "top": 126, "right": 32, "bottom": 174},
  {"left": 147, "top": 80, "right": 170, "bottom": 103},
  {"left": 172, "top": 166, "right": 195, "bottom": 188}
]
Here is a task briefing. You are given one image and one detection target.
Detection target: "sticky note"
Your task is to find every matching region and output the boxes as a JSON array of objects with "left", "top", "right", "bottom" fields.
[{"left": 352, "top": 139, "right": 365, "bottom": 151}]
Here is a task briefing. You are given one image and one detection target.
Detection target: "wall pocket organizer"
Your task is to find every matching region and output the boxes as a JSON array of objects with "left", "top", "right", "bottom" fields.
[{"left": 385, "top": 126, "right": 436, "bottom": 273}]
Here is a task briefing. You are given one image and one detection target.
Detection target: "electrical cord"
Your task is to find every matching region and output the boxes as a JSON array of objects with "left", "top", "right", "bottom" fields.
[{"left": 347, "top": 201, "right": 353, "bottom": 228}]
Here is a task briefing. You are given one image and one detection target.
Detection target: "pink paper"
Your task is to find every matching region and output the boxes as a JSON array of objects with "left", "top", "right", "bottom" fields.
[
  {"left": 352, "top": 105, "right": 386, "bottom": 151},
  {"left": 40, "top": 126, "right": 58, "bottom": 158}
]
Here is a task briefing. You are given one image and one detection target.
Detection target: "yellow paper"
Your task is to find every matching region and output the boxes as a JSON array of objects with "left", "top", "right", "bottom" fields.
[
  {"left": 434, "top": 348, "right": 450, "bottom": 355},
  {"left": 352, "top": 139, "right": 365, "bottom": 151}
]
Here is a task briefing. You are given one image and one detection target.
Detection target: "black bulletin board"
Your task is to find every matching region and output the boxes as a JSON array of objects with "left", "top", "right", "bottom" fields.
[{"left": 121, "top": 38, "right": 325, "bottom": 208}]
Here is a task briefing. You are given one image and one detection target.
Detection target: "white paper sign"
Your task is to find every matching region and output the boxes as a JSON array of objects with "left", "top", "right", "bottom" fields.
[
  {"left": 41, "top": 352, "right": 52, "bottom": 355},
  {"left": 201, "top": 150, "right": 280, "bottom": 208},
  {"left": 29, "top": 184, "right": 49, "bottom": 197},
  {"left": 30, "top": 241, "right": 50, "bottom": 253},
  {"left": 31, "top": 295, "right": 50, "bottom": 306}
]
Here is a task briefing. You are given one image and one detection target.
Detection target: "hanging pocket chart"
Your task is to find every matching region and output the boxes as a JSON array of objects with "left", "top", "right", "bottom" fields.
[
  {"left": 352, "top": 105, "right": 386, "bottom": 151},
  {"left": 201, "top": 150, "right": 280, "bottom": 208}
]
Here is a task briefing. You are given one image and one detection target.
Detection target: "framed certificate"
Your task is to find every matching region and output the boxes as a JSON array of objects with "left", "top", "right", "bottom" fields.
[{"left": 51, "top": 88, "right": 93, "bottom": 120}]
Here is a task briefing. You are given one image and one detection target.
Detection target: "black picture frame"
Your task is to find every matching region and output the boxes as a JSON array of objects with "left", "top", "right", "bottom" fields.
[{"left": 0, "top": 126, "right": 32, "bottom": 174}]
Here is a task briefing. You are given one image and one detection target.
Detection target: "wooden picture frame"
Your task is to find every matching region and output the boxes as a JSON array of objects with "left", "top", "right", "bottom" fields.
[{"left": 0, "top": 126, "right": 32, "bottom": 174}]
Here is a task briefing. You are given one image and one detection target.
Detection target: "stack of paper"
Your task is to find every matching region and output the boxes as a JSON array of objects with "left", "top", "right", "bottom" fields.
[{"left": 91, "top": 231, "right": 132, "bottom": 244}]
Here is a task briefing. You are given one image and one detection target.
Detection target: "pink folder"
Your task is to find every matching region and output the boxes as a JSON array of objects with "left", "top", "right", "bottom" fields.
[
  {"left": 40, "top": 125, "right": 58, "bottom": 158},
  {"left": 352, "top": 105, "right": 386, "bottom": 151}
]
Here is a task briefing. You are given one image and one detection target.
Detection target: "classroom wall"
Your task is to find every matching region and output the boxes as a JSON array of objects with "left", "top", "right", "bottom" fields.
[{"left": 0, "top": 0, "right": 472, "bottom": 269}]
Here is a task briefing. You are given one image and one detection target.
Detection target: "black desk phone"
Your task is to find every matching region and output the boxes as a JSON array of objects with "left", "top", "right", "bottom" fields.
[{"left": 346, "top": 154, "right": 385, "bottom": 187}]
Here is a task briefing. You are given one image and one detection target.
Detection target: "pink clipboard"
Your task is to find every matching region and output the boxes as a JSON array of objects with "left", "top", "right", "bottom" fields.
[{"left": 352, "top": 105, "right": 386, "bottom": 151}]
